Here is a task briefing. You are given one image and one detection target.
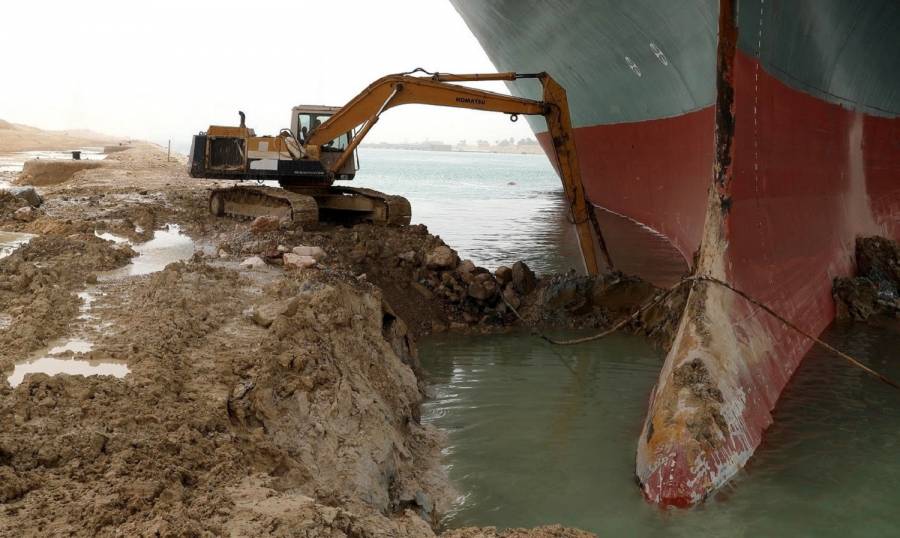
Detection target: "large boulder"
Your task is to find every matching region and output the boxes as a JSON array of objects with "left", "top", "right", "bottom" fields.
[
  {"left": 856, "top": 236, "right": 900, "bottom": 283},
  {"left": 250, "top": 215, "right": 280, "bottom": 235},
  {"left": 239, "top": 256, "right": 267, "bottom": 270},
  {"left": 397, "top": 250, "right": 417, "bottom": 263},
  {"left": 542, "top": 275, "right": 593, "bottom": 314},
  {"left": 511, "top": 261, "right": 537, "bottom": 294},
  {"left": 502, "top": 286, "right": 521, "bottom": 309},
  {"left": 13, "top": 206, "right": 35, "bottom": 222},
  {"left": 425, "top": 245, "right": 458, "bottom": 270},
  {"left": 3, "top": 186, "right": 42, "bottom": 207},
  {"left": 467, "top": 274, "right": 499, "bottom": 301},
  {"left": 292, "top": 245, "right": 327, "bottom": 261},
  {"left": 284, "top": 253, "right": 317, "bottom": 270},
  {"left": 833, "top": 277, "right": 883, "bottom": 320},
  {"left": 494, "top": 265, "right": 512, "bottom": 286},
  {"left": 456, "top": 259, "right": 476, "bottom": 282},
  {"left": 467, "top": 282, "right": 491, "bottom": 301},
  {"left": 250, "top": 297, "right": 300, "bottom": 328},
  {"left": 833, "top": 236, "right": 900, "bottom": 321}
]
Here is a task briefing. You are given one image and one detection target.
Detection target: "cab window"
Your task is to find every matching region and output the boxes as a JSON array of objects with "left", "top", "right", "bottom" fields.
[{"left": 297, "top": 112, "right": 350, "bottom": 150}]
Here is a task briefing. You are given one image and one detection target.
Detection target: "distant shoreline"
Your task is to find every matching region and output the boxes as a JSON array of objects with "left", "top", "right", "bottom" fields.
[{"left": 361, "top": 143, "right": 545, "bottom": 156}]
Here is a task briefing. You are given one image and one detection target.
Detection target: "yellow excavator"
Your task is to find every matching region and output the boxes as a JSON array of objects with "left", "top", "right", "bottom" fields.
[{"left": 188, "top": 69, "right": 601, "bottom": 274}]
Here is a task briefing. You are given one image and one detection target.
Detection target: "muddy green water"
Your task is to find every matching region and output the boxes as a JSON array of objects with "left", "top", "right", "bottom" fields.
[
  {"left": 353, "top": 147, "right": 582, "bottom": 275},
  {"left": 420, "top": 323, "right": 900, "bottom": 536}
]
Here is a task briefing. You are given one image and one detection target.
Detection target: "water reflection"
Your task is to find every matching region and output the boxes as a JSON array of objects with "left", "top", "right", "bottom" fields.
[
  {"left": 7, "top": 356, "right": 129, "bottom": 387},
  {"left": 99, "top": 224, "right": 194, "bottom": 278},
  {"left": 0, "top": 231, "right": 35, "bottom": 259}
]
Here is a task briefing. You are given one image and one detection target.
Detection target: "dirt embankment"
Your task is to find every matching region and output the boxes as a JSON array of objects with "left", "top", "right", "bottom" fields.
[
  {"left": 0, "top": 144, "right": 626, "bottom": 536},
  {"left": 1, "top": 260, "right": 450, "bottom": 535},
  {"left": 214, "top": 219, "right": 682, "bottom": 349},
  {"left": 16, "top": 160, "right": 105, "bottom": 186}
]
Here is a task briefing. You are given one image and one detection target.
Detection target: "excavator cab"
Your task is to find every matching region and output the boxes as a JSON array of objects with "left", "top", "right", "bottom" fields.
[{"left": 290, "top": 105, "right": 358, "bottom": 180}]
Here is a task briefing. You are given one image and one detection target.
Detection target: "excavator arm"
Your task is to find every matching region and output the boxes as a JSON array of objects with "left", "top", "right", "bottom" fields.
[{"left": 307, "top": 71, "right": 603, "bottom": 275}]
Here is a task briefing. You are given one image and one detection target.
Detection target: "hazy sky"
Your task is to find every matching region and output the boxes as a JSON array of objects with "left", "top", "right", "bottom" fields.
[{"left": 0, "top": 0, "right": 535, "bottom": 149}]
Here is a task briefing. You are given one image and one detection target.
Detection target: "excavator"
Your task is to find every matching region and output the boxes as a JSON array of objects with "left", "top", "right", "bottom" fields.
[{"left": 188, "top": 69, "right": 601, "bottom": 274}]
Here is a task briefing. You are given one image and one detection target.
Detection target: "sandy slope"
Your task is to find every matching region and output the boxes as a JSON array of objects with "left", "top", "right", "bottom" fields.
[{"left": 0, "top": 119, "right": 120, "bottom": 153}]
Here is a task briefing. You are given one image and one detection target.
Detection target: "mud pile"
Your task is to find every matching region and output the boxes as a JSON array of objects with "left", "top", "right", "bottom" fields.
[
  {"left": 0, "top": 234, "right": 134, "bottom": 360},
  {"left": 0, "top": 260, "right": 449, "bottom": 535},
  {"left": 833, "top": 236, "right": 899, "bottom": 321}
]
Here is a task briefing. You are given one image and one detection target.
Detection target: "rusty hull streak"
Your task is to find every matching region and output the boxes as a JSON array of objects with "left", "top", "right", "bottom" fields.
[
  {"left": 713, "top": 0, "right": 737, "bottom": 213},
  {"left": 635, "top": 0, "right": 748, "bottom": 508}
]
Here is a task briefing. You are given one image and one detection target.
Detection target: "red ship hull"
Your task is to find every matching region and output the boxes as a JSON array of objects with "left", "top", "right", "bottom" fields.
[
  {"left": 453, "top": 0, "right": 900, "bottom": 504},
  {"left": 636, "top": 43, "right": 899, "bottom": 506}
]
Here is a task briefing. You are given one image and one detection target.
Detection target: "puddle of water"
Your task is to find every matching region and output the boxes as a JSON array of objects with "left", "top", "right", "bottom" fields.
[
  {"left": 77, "top": 290, "right": 97, "bottom": 320},
  {"left": 6, "top": 356, "right": 129, "bottom": 387},
  {"left": 0, "top": 231, "right": 35, "bottom": 260},
  {"left": 100, "top": 224, "right": 195, "bottom": 279},
  {"left": 94, "top": 231, "right": 129, "bottom": 244},
  {"left": 0, "top": 313, "right": 11, "bottom": 330},
  {"left": 47, "top": 338, "right": 94, "bottom": 354}
]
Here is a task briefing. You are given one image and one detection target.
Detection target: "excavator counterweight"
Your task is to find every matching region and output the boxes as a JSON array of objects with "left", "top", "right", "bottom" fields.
[{"left": 188, "top": 71, "right": 602, "bottom": 274}]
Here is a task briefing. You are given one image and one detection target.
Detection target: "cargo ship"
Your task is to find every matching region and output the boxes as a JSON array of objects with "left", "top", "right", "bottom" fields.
[{"left": 450, "top": 0, "right": 900, "bottom": 506}]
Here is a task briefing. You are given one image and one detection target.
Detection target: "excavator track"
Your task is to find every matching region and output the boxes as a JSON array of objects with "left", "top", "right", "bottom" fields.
[
  {"left": 209, "top": 185, "right": 318, "bottom": 225},
  {"left": 329, "top": 187, "right": 412, "bottom": 226},
  {"left": 208, "top": 184, "right": 411, "bottom": 227}
]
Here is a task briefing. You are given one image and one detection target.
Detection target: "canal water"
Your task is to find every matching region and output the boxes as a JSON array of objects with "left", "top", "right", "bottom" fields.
[
  {"left": 420, "top": 323, "right": 900, "bottom": 536},
  {"left": 352, "top": 147, "right": 582, "bottom": 275},
  {"left": 359, "top": 148, "right": 898, "bottom": 534}
]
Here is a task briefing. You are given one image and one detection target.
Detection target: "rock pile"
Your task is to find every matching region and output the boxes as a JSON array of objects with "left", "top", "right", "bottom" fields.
[
  {"left": 834, "top": 236, "right": 900, "bottom": 321},
  {"left": 217, "top": 221, "right": 680, "bottom": 342},
  {"left": 416, "top": 250, "right": 537, "bottom": 326}
]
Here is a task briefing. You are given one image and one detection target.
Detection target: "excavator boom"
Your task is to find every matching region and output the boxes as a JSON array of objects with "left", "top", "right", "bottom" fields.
[
  {"left": 190, "top": 71, "right": 603, "bottom": 275},
  {"left": 305, "top": 71, "right": 600, "bottom": 275}
]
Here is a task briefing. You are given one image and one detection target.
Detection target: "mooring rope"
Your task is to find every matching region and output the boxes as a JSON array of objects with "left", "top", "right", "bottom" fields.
[{"left": 501, "top": 274, "right": 899, "bottom": 390}]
